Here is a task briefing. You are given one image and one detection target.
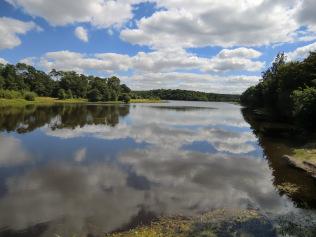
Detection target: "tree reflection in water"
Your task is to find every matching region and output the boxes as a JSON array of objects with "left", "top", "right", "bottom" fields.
[
  {"left": 242, "top": 108, "right": 316, "bottom": 208},
  {"left": 0, "top": 104, "right": 130, "bottom": 133}
]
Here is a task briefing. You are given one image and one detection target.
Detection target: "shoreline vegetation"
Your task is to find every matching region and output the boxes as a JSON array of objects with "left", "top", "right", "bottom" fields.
[
  {"left": 0, "top": 97, "right": 162, "bottom": 107},
  {"left": 107, "top": 208, "right": 316, "bottom": 237},
  {"left": 241, "top": 51, "right": 316, "bottom": 130},
  {"left": 0, "top": 63, "right": 240, "bottom": 107},
  {"left": 0, "top": 61, "right": 315, "bottom": 235},
  {"left": 134, "top": 89, "right": 240, "bottom": 102},
  {"left": 283, "top": 145, "right": 316, "bottom": 178},
  {"left": 107, "top": 209, "right": 276, "bottom": 237},
  {"left": 240, "top": 51, "right": 316, "bottom": 179}
]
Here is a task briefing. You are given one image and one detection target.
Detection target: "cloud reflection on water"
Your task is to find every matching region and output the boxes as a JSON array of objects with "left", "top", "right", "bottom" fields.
[{"left": 0, "top": 102, "right": 301, "bottom": 236}]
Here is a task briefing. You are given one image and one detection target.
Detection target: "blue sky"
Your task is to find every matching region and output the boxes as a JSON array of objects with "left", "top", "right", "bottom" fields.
[{"left": 1, "top": 0, "right": 316, "bottom": 93}]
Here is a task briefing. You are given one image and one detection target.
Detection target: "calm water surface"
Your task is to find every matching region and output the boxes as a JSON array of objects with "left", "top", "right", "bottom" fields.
[{"left": 0, "top": 101, "right": 315, "bottom": 236}]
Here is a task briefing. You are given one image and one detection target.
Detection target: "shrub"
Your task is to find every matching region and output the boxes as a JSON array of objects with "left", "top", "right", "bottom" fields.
[
  {"left": 24, "top": 92, "right": 36, "bottom": 101},
  {"left": 0, "top": 89, "right": 23, "bottom": 99}
]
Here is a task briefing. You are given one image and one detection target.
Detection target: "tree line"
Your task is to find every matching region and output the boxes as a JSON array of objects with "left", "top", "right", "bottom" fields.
[
  {"left": 241, "top": 51, "right": 316, "bottom": 129},
  {"left": 0, "top": 63, "right": 132, "bottom": 103},
  {"left": 0, "top": 62, "right": 241, "bottom": 104},
  {"left": 133, "top": 89, "right": 240, "bottom": 102}
]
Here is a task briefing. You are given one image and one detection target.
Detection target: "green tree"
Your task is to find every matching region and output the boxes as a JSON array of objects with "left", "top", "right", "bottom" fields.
[
  {"left": 108, "top": 76, "right": 121, "bottom": 93},
  {"left": 89, "top": 77, "right": 111, "bottom": 101},
  {"left": 59, "top": 71, "right": 88, "bottom": 98},
  {"left": 292, "top": 87, "right": 316, "bottom": 126},
  {"left": 87, "top": 89, "right": 102, "bottom": 102},
  {"left": 241, "top": 50, "right": 316, "bottom": 130},
  {"left": 101, "top": 88, "right": 110, "bottom": 101},
  {"left": 0, "top": 62, "right": 133, "bottom": 103},
  {"left": 66, "top": 89, "right": 73, "bottom": 99},
  {"left": 57, "top": 89, "right": 67, "bottom": 100},
  {"left": 49, "top": 69, "right": 62, "bottom": 80},
  {"left": 120, "top": 93, "right": 131, "bottom": 103},
  {"left": 120, "top": 84, "right": 131, "bottom": 93},
  {"left": 2, "top": 64, "right": 28, "bottom": 91},
  {"left": 109, "top": 90, "right": 118, "bottom": 101},
  {"left": 0, "top": 75, "right": 4, "bottom": 89}
]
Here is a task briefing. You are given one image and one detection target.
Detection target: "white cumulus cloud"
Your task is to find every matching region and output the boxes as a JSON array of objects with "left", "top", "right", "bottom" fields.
[
  {"left": 28, "top": 47, "right": 263, "bottom": 93},
  {"left": 123, "top": 72, "right": 260, "bottom": 94},
  {"left": 121, "top": 0, "right": 300, "bottom": 49},
  {"left": 74, "top": 26, "right": 89, "bottom": 42},
  {"left": 0, "top": 17, "right": 39, "bottom": 50},
  {"left": 38, "top": 47, "right": 264, "bottom": 75},
  {"left": 6, "top": 0, "right": 144, "bottom": 28},
  {"left": 287, "top": 41, "right": 316, "bottom": 61}
]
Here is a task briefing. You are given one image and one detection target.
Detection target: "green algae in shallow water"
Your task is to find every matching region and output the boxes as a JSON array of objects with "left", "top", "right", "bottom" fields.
[
  {"left": 108, "top": 209, "right": 276, "bottom": 237},
  {"left": 275, "top": 211, "right": 316, "bottom": 237},
  {"left": 276, "top": 182, "right": 301, "bottom": 195}
]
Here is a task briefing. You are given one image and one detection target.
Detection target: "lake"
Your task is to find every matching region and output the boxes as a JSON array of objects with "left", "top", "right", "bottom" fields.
[{"left": 0, "top": 101, "right": 315, "bottom": 236}]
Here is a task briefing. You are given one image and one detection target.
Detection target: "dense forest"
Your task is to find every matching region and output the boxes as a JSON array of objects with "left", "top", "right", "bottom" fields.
[
  {"left": 0, "top": 63, "right": 132, "bottom": 103},
  {"left": 241, "top": 51, "right": 316, "bottom": 128},
  {"left": 133, "top": 89, "right": 240, "bottom": 102}
]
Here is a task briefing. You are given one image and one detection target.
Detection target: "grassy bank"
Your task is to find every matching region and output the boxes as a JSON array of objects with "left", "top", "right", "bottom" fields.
[
  {"left": 292, "top": 146, "right": 316, "bottom": 166},
  {"left": 0, "top": 97, "right": 161, "bottom": 107},
  {"left": 283, "top": 144, "right": 316, "bottom": 178},
  {"left": 130, "top": 99, "right": 162, "bottom": 103},
  {"left": 0, "top": 97, "right": 87, "bottom": 106}
]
